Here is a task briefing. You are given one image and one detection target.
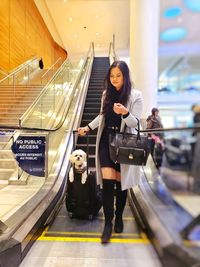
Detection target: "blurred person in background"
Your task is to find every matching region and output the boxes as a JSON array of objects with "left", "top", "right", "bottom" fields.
[
  {"left": 146, "top": 107, "right": 163, "bottom": 131},
  {"left": 146, "top": 107, "right": 164, "bottom": 167}
]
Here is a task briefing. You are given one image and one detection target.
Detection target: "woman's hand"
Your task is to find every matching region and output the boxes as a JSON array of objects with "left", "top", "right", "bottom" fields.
[
  {"left": 77, "top": 126, "right": 90, "bottom": 136},
  {"left": 113, "top": 103, "right": 128, "bottom": 116}
]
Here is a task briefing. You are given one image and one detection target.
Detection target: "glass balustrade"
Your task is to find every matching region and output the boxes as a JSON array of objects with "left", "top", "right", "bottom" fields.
[{"left": 0, "top": 57, "right": 41, "bottom": 88}]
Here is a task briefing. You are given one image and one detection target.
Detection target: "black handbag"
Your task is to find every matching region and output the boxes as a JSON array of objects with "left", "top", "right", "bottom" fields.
[{"left": 109, "top": 119, "right": 151, "bottom": 165}]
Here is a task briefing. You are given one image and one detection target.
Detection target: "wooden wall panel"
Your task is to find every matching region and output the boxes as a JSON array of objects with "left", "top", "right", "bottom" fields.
[
  {"left": 0, "top": 1, "right": 10, "bottom": 71},
  {"left": 0, "top": 0, "right": 67, "bottom": 72},
  {"left": 9, "top": 0, "right": 26, "bottom": 69}
]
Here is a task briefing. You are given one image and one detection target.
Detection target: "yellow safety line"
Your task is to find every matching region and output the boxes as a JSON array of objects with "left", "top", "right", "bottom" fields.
[
  {"left": 63, "top": 216, "right": 135, "bottom": 221},
  {"left": 38, "top": 236, "right": 150, "bottom": 244},
  {"left": 45, "top": 231, "right": 140, "bottom": 237},
  {"left": 40, "top": 226, "right": 49, "bottom": 237},
  {"left": 140, "top": 232, "right": 148, "bottom": 239}
]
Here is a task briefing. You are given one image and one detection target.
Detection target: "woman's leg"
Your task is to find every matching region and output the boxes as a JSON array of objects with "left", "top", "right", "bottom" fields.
[
  {"left": 101, "top": 167, "right": 116, "bottom": 244},
  {"left": 115, "top": 174, "right": 127, "bottom": 233}
]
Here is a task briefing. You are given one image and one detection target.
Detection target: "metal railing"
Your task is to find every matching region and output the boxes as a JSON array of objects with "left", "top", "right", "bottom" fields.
[
  {"left": 40, "top": 57, "right": 62, "bottom": 85},
  {"left": 0, "top": 67, "right": 8, "bottom": 78},
  {"left": 19, "top": 43, "right": 94, "bottom": 130},
  {"left": 0, "top": 56, "right": 41, "bottom": 94},
  {"left": 108, "top": 34, "right": 119, "bottom": 64},
  {"left": 0, "top": 43, "right": 95, "bottom": 240}
]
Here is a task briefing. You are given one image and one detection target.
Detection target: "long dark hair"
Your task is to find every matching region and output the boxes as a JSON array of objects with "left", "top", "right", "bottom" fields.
[{"left": 102, "top": 60, "right": 132, "bottom": 115}]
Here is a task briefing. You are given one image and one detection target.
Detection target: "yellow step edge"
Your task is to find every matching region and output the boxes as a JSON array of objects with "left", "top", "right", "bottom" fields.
[
  {"left": 45, "top": 231, "right": 140, "bottom": 237},
  {"left": 38, "top": 236, "right": 150, "bottom": 244}
]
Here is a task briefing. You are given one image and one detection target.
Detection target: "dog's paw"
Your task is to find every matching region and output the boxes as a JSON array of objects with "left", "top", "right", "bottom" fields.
[
  {"left": 81, "top": 172, "right": 87, "bottom": 184},
  {"left": 69, "top": 170, "right": 74, "bottom": 183}
]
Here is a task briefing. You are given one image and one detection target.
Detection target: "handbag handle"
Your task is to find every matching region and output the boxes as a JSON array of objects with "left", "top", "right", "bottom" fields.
[{"left": 123, "top": 118, "right": 141, "bottom": 141}]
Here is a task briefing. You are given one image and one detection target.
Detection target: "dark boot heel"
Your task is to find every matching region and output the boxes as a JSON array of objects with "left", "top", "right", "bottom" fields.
[
  {"left": 101, "top": 179, "right": 115, "bottom": 244},
  {"left": 115, "top": 181, "right": 127, "bottom": 234},
  {"left": 114, "top": 217, "right": 123, "bottom": 233},
  {"left": 101, "top": 222, "right": 113, "bottom": 244}
]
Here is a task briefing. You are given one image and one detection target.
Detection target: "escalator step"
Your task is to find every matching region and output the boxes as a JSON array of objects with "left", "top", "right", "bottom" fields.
[
  {"left": 83, "top": 103, "right": 101, "bottom": 108},
  {"left": 84, "top": 107, "right": 100, "bottom": 113},
  {"left": 86, "top": 93, "right": 101, "bottom": 99},
  {"left": 77, "top": 57, "right": 109, "bottom": 166},
  {"left": 76, "top": 144, "right": 96, "bottom": 154},
  {"left": 85, "top": 98, "right": 101, "bottom": 103},
  {"left": 82, "top": 113, "right": 99, "bottom": 120},
  {"left": 77, "top": 135, "right": 96, "bottom": 144}
]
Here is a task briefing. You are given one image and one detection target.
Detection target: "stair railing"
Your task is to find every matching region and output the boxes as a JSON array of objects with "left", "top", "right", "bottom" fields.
[
  {"left": 19, "top": 43, "right": 94, "bottom": 130},
  {"left": 109, "top": 34, "right": 119, "bottom": 64},
  {"left": 40, "top": 57, "right": 62, "bottom": 85},
  {"left": 0, "top": 67, "right": 8, "bottom": 79},
  {"left": 0, "top": 56, "right": 41, "bottom": 95},
  {"left": 0, "top": 43, "right": 94, "bottom": 189}
]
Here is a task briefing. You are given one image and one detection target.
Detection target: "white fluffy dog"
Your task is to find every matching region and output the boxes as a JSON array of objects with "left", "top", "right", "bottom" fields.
[{"left": 69, "top": 149, "right": 87, "bottom": 184}]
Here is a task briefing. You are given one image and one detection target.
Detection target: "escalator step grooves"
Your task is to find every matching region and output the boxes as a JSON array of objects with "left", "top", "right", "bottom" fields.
[{"left": 76, "top": 57, "right": 110, "bottom": 168}]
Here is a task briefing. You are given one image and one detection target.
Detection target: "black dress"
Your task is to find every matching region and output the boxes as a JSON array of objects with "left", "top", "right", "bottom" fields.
[{"left": 99, "top": 87, "right": 122, "bottom": 172}]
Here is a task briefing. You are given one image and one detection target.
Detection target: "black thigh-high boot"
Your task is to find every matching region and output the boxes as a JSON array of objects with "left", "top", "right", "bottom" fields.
[
  {"left": 101, "top": 179, "right": 115, "bottom": 244},
  {"left": 114, "top": 181, "right": 127, "bottom": 233}
]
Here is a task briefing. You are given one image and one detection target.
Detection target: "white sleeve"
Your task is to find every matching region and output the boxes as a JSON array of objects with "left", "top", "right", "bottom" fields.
[
  {"left": 122, "top": 90, "right": 143, "bottom": 128},
  {"left": 88, "top": 115, "right": 100, "bottom": 130}
]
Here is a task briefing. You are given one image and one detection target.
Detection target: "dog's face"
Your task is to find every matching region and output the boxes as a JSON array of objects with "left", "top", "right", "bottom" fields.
[{"left": 69, "top": 149, "right": 87, "bottom": 169}]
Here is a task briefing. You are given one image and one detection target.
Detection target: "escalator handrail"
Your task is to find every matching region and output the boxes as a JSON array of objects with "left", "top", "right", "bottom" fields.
[
  {"left": 18, "top": 43, "right": 94, "bottom": 129},
  {"left": 0, "top": 44, "right": 95, "bottom": 240},
  {"left": 138, "top": 125, "right": 200, "bottom": 134},
  {"left": 109, "top": 34, "right": 119, "bottom": 64}
]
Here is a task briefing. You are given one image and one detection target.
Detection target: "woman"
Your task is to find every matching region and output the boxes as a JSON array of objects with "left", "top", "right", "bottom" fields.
[
  {"left": 78, "top": 60, "right": 143, "bottom": 244},
  {"left": 146, "top": 107, "right": 163, "bottom": 130}
]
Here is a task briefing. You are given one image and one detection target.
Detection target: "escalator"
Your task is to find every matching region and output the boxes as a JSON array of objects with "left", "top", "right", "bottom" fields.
[
  {"left": 77, "top": 57, "right": 109, "bottom": 167},
  {"left": 19, "top": 57, "right": 161, "bottom": 267},
  {"left": 129, "top": 128, "right": 200, "bottom": 267}
]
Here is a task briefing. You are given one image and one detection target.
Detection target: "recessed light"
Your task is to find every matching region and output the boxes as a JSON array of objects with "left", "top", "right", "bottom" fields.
[
  {"left": 163, "top": 7, "right": 182, "bottom": 18},
  {"left": 69, "top": 18, "right": 72, "bottom": 22},
  {"left": 184, "top": 0, "right": 200, "bottom": 12},
  {"left": 95, "top": 15, "right": 98, "bottom": 19},
  {"left": 73, "top": 34, "right": 77, "bottom": 38},
  {"left": 96, "top": 32, "right": 100, "bottom": 36},
  {"left": 160, "top": 27, "right": 187, "bottom": 42}
]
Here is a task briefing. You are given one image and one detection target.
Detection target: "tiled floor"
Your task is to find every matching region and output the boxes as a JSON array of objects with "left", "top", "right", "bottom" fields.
[
  {"left": 0, "top": 176, "right": 45, "bottom": 222},
  {"left": 20, "top": 241, "right": 162, "bottom": 267},
  {"left": 20, "top": 204, "right": 162, "bottom": 267}
]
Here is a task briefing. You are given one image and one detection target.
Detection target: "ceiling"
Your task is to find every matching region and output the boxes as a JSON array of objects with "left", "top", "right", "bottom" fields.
[{"left": 34, "top": 0, "right": 200, "bottom": 72}]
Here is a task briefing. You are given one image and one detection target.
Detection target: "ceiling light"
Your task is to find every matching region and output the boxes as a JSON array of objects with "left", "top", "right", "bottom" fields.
[
  {"left": 69, "top": 18, "right": 72, "bottom": 22},
  {"left": 160, "top": 27, "right": 187, "bottom": 42},
  {"left": 95, "top": 15, "right": 98, "bottom": 19},
  {"left": 163, "top": 7, "right": 182, "bottom": 18},
  {"left": 184, "top": 0, "right": 200, "bottom": 12},
  {"left": 96, "top": 32, "right": 100, "bottom": 36},
  {"left": 73, "top": 34, "right": 77, "bottom": 38}
]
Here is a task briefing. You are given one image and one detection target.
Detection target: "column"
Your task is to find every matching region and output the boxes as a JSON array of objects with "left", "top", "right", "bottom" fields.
[{"left": 130, "top": 0, "right": 160, "bottom": 119}]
